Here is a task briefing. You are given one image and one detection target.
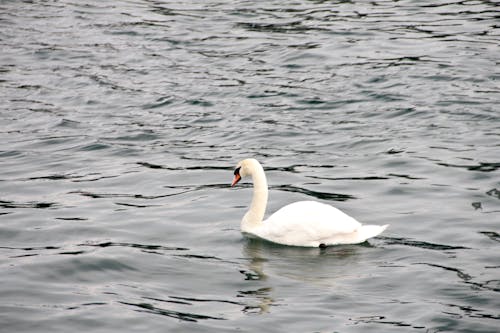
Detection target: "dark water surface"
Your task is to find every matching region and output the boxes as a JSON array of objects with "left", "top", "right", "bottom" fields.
[{"left": 1, "top": 0, "right": 499, "bottom": 332}]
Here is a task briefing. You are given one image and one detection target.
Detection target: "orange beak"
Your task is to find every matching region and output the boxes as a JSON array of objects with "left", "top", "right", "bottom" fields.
[{"left": 231, "top": 174, "right": 241, "bottom": 187}]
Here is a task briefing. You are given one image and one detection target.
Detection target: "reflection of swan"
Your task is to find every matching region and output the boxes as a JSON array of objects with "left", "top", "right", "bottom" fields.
[
  {"left": 242, "top": 237, "right": 365, "bottom": 290},
  {"left": 232, "top": 159, "right": 388, "bottom": 247}
]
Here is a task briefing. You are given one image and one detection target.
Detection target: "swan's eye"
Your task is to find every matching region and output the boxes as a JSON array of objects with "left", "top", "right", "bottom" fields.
[{"left": 234, "top": 166, "right": 241, "bottom": 176}]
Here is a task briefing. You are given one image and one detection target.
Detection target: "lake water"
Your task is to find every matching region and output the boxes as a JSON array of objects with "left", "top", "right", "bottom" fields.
[{"left": 1, "top": 0, "right": 499, "bottom": 332}]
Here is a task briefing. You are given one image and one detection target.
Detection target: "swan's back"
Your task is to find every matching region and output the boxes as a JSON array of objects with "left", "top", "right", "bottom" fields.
[
  {"left": 257, "top": 201, "right": 372, "bottom": 247},
  {"left": 266, "top": 201, "right": 361, "bottom": 233}
]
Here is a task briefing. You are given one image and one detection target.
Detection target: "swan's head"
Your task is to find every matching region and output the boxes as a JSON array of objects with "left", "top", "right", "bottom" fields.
[{"left": 231, "top": 158, "right": 260, "bottom": 187}]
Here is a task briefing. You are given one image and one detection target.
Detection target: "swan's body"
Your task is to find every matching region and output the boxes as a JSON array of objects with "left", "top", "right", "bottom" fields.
[{"left": 232, "top": 158, "right": 388, "bottom": 247}]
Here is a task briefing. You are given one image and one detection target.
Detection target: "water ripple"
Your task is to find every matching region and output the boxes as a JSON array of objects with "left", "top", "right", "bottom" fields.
[
  {"left": 0, "top": 200, "right": 57, "bottom": 209},
  {"left": 271, "top": 184, "right": 355, "bottom": 201},
  {"left": 119, "top": 301, "right": 225, "bottom": 322},
  {"left": 381, "top": 237, "right": 470, "bottom": 251},
  {"left": 80, "top": 241, "right": 189, "bottom": 252},
  {"left": 1, "top": 0, "right": 499, "bottom": 332}
]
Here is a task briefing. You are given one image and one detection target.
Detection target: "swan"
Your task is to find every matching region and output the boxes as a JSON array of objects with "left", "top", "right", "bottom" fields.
[{"left": 231, "top": 158, "right": 388, "bottom": 247}]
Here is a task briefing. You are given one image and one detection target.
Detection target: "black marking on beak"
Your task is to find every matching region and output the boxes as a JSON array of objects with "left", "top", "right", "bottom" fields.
[{"left": 234, "top": 166, "right": 241, "bottom": 176}]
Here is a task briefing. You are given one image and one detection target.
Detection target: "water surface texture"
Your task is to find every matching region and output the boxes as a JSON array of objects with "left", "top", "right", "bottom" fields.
[{"left": 1, "top": 1, "right": 499, "bottom": 332}]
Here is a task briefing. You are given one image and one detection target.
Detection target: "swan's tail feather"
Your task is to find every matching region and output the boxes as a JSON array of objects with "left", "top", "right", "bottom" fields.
[{"left": 357, "top": 224, "right": 389, "bottom": 243}]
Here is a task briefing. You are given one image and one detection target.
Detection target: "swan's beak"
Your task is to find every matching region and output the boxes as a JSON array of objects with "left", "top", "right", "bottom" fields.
[{"left": 231, "top": 174, "right": 241, "bottom": 187}]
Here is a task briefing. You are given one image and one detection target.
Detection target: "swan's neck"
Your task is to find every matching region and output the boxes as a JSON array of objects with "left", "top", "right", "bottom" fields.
[{"left": 242, "top": 164, "right": 268, "bottom": 232}]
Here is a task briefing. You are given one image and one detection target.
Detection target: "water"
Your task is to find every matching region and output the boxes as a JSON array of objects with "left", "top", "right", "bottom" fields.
[{"left": 1, "top": 0, "right": 499, "bottom": 332}]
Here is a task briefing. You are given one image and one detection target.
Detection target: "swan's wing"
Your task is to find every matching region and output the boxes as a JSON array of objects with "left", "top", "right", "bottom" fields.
[{"left": 259, "top": 201, "right": 362, "bottom": 246}]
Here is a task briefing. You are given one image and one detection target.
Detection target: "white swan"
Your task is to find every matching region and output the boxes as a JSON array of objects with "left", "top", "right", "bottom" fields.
[{"left": 231, "top": 158, "right": 388, "bottom": 247}]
